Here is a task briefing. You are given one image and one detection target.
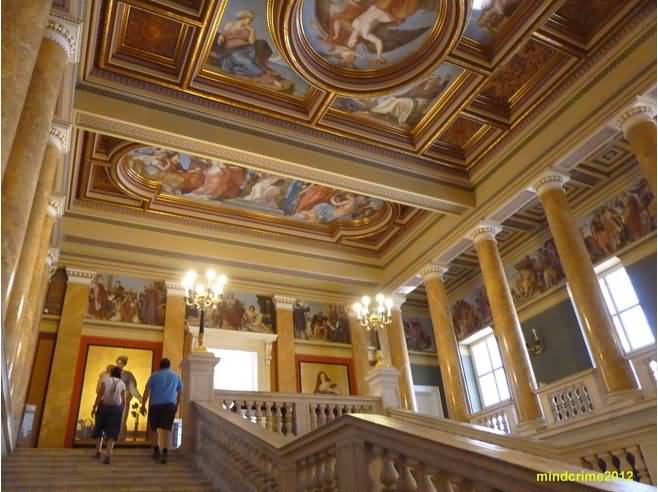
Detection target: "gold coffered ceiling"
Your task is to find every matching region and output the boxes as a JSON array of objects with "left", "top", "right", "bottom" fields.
[{"left": 83, "top": 0, "right": 649, "bottom": 175}]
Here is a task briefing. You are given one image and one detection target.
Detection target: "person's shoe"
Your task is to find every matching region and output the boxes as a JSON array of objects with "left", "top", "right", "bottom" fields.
[
  {"left": 160, "top": 449, "right": 168, "bottom": 464},
  {"left": 94, "top": 451, "right": 101, "bottom": 459},
  {"left": 152, "top": 446, "right": 160, "bottom": 461},
  {"left": 103, "top": 456, "right": 110, "bottom": 465}
]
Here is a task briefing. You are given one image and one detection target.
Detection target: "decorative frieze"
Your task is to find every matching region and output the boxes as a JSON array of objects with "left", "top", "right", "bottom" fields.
[
  {"left": 465, "top": 221, "right": 502, "bottom": 245},
  {"left": 47, "top": 194, "right": 65, "bottom": 218},
  {"left": 47, "top": 248, "right": 60, "bottom": 277},
  {"left": 419, "top": 263, "right": 449, "bottom": 282},
  {"left": 614, "top": 96, "right": 657, "bottom": 136},
  {"left": 44, "top": 14, "right": 82, "bottom": 63},
  {"left": 529, "top": 169, "right": 570, "bottom": 197}
]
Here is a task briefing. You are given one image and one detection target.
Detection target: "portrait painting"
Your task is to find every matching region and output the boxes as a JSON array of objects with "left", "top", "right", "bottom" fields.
[
  {"left": 205, "top": 0, "right": 310, "bottom": 96},
  {"left": 124, "top": 146, "right": 385, "bottom": 226},
  {"left": 464, "top": 0, "right": 522, "bottom": 44},
  {"left": 70, "top": 338, "right": 161, "bottom": 446},
  {"left": 332, "top": 63, "right": 462, "bottom": 129},
  {"left": 86, "top": 273, "right": 166, "bottom": 326},
  {"left": 297, "top": 356, "right": 354, "bottom": 396},
  {"left": 301, "top": 0, "right": 439, "bottom": 69},
  {"left": 508, "top": 238, "right": 565, "bottom": 306},
  {"left": 579, "top": 179, "right": 656, "bottom": 264},
  {"left": 186, "top": 290, "right": 276, "bottom": 333},
  {"left": 402, "top": 314, "right": 435, "bottom": 352},
  {"left": 293, "top": 302, "right": 351, "bottom": 344},
  {"left": 451, "top": 286, "right": 491, "bottom": 341}
]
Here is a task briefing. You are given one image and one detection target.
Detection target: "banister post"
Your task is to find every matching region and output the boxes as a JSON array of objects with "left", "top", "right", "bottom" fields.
[
  {"left": 180, "top": 352, "right": 220, "bottom": 451},
  {"left": 296, "top": 400, "right": 311, "bottom": 436},
  {"left": 336, "top": 436, "right": 370, "bottom": 492}
]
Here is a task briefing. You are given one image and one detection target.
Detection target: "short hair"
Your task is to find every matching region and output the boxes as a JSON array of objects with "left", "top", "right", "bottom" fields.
[
  {"left": 116, "top": 355, "right": 128, "bottom": 364},
  {"left": 159, "top": 358, "right": 171, "bottom": 369},
  {"left": 110, "top": 366, "right": 122, "bottom": 378}
]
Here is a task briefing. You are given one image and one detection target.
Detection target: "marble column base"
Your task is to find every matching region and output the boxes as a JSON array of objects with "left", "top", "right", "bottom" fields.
[{"left": 365, "top": 366, "right": 401, "bottom": 410}]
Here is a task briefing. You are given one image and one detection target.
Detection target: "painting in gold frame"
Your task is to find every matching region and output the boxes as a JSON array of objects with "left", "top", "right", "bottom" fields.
[{"left": 296, "top": 355, "right": 355, "bottom": 396}]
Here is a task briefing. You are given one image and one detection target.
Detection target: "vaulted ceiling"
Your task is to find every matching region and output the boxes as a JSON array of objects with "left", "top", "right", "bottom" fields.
[{"left": 63, "top": 0, "right": 656, "bottom": 295}]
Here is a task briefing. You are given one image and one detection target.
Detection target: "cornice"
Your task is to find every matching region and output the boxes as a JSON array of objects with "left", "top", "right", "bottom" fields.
[
  {"left": 419, "top": 262, "right": 450, "bottom": 282},
  {"left": 65, "top": 267, "right": 96, "bottom": 285},
  {"left": 45, "top": 14, "right": 82, "bottom": 63},
  {"left": 529, "top": 169, "right": 571, "bottom": 196},
  {"left": 465, "top": 221, "right": 502, "bottom": 245},
  {"left": 613, "top": 95, "right": 657, "bottom": 136}
]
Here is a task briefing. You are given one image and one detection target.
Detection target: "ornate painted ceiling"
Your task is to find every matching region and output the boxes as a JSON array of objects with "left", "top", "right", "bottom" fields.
[{"left": 81, "top": 0, "right": 651, "bottom": 179}]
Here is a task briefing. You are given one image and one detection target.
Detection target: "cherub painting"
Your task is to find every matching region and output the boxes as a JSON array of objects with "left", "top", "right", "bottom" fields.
[
  {"left": 303, "top": 0, "right": 439, "bottom": 69},
  {"left": 464, "top": 0, "right": 522, "bottom": 44}
]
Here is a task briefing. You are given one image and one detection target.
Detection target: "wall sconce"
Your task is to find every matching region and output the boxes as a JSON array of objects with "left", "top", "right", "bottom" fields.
[{"left": 526, "top": 328, "right": 545, "bottom": 356}]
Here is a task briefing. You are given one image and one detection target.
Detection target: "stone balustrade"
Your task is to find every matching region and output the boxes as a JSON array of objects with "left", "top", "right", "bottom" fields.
[
  {"left": 536, "top": 369, "right": 605, "bottom": 426},
  {"left": 214, "top": 389, "right": 383, "bottom": 436},
  {"left": 627, "top": 345, "right": 657, "bottom": 398},
  {"left": 468, "top": 399, "right": 517, "bottom": 434},
  {"left": 191, "top": 401, "right": 656, "bottom": 492}
]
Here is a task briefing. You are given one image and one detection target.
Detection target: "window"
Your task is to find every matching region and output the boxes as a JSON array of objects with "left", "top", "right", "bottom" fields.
[
  {"left": 209, "top": 348, "right": 258, "bottom": 391},
  {"left": 464, "top": 328, "right": 511, "bottom": 408},
  {"left": 597, "top": 264, "right": 654, "bottom": 353}
]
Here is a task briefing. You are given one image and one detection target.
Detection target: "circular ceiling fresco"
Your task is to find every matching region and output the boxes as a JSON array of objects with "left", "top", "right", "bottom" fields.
[{"left": 269, "top": 0, "right": 470, "bottom": 95}]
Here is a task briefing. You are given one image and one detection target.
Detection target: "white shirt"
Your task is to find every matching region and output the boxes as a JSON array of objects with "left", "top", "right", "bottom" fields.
[{"left": 100, "top": 376, "right": 126, "bottom": 406}]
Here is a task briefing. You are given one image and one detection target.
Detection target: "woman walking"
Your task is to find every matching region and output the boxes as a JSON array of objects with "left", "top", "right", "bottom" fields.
[{"left": 91, "top": 366, "right": 126, "bottom": 464}]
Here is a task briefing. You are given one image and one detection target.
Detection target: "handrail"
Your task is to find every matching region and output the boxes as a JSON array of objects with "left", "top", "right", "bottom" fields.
[
  {"left": 192, "top": 401, "right": 655, "bottom": 492},
  {"left": 468, "top": 399, "right": 517, "bottom": 433}
]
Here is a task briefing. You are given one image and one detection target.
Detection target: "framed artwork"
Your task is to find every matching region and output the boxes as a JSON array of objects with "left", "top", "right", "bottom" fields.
[
  {"left": 66, "top": 337, "right": 162, "bottom": 447},
  {"left": 293, "top": 302, "right": 351, "bottom": 344},
  {"left": 296, "top": 355, "right": 355, "bottom": 396}
]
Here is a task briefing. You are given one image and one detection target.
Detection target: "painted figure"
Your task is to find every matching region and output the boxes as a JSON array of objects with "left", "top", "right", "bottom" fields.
[{"left": 313, "top": 371, "right": 340, "bottom": 394}]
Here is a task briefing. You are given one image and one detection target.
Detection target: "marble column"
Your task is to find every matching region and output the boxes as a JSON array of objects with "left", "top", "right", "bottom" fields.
[
  {"left": 163, "top": 282, "right": 186, "bottom": 376},
  {"left": 466, "top": 222, "right": 543, "bottom": 429},
  {"left": 615, "top": 96, "right": 657, "bottom": 195},
  {"left": 2, "top": 16, "right": 80, "bottom": 319},
  {"left": 348, "top": 313, "right": 371, "bottom": 396},
  {"left": 273, "top": 296, "right": 297, "bottom": 393},
  {"left": 1, "top": 0, "right": 52, "bottom": 176},
  {"left": 5, "top": 125, "right": 69, "bottom": 377},
  {"left": 9, "top": 249, "right": 59, "bottom": 438},
  {"left": 386, "top": 296, "right": 417, "bottom": 411},
  {"left": 38, "top": 268, "right": 95, "bottom": 448},
  {"left": 420, "top": 263, "right": 470, "bottom": 422},
  {"left": 531, "top": 170, "right": 638, "bottom": 396}
]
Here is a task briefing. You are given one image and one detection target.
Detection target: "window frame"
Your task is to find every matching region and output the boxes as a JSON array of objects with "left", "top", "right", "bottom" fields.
[
  {"left": 467, "top": 329, "right": 511, "bottom": 409},
  {"left": 597, "top": 262, "right": 655, "bottom": 354}
]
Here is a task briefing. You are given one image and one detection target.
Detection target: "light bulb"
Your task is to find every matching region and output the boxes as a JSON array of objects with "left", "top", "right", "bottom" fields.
[
  {"left": 212, "top": 281, "right": 223, "bottom": 295},
  {"left": 218, "top": 274, "right": 228, "bottom": 285},
  {"left": 206, "top": 269, "right": 216, "bottom": 281},
  {"left": 362, "top": 296, "right": 371, "bottom": 306},
  {"left": 385, "top": 298, "right": 393, "bottom": 309},
  {"left": 376, "top": 293, "right": 384, "bottom": 303},
  {"left": 195, "top": 283, "right": 205, "bottom": 295},
  {"left": 183, "top": 270, "right": 197, "bottom": 289},
  {"left": 377, "top": 305, "right": 385, "bottom": 313},
  {"left": 352, "top": 302, "right": 361, "bottom": 315}
]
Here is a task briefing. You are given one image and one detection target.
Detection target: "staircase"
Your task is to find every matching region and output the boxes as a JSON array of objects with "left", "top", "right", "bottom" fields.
[{"left": 1, "top": 448, "right": 216, "bottom": 491}]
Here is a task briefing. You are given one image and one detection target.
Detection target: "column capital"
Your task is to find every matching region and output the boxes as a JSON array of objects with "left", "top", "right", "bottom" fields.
[
  {"left": 47, "top": 248, "right": 60, "bottom": 276},
  {"left": 465, "top": 220, "right": 502, "bottom": 245},
  {"left": 529, "top": 168, "right": 570, "bottom": 196},
  {"left": 419, "top": 262, "right": 449, "bottom": 282},
  {"left": 48, "top": 123, "right": 72, "bottom": 154},
  {"left": 614, "top": 96, "right": 657, "bottom": 136},
  {"left": 47, "top": 194, "right": 66, "bottom": 218},
  {"left": 65, "top": 268, "right": 95, "bottom": 285},
  {"left": 44, "top": 14, "right": 82, "bottom": 64},
  {"left": 273, "top": 295, "right": 296, "bottom": 310},
  {"left": 166, "top": 281, "right": 186, "bottom": 296},
  {"left": 390, "top": 294, "right": 406, "bottom": 311}
]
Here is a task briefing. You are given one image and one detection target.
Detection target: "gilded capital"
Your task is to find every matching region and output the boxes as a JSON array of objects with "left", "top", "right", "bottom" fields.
[
  {"left": 47, "top": 194, "right": 65, "bottom": 218},
  {"left": 166, "top": 281, "right": 186, "bottom": 297},
  {"left": 273, "top": 295, "right": 296, "bottom": 310},
  {"left": 47, "top": 248, "right": 60, "bottom": 276},
  {"left": 614, "top": 96, "right": 657, "bottom": 137},
  {"left": 45, "top": 14, "right": 82, "bottom": 63},
  {"left": 419, "top": 262, "right": 449, "bottom": 282},
  {"left": 65, "top": 268, "right": 96, "bottom": 285},
  {"left": 529, "top": 169, "right": 570, "bottom": 196},
  {"left": 48, "top": 122, "right": 72, "bottom": 154},
  {"left": 465, "top": 221, "right": 502, "bottom": 245}
]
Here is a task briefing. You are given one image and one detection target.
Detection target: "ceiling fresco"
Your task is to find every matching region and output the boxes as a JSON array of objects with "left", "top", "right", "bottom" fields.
[
  {"left": 83, "top": 0, "right": 651, "bottom": 176},
  {"left": 74, "top": 132, "right": 428, "bottom": 253}
]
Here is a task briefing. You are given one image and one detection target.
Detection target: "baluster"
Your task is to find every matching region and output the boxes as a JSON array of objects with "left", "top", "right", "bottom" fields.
[
  {"left": 284, "top": 402, "right": 294, "bottom": 435},
  {"left": 316, "top": 453, "right": 328, "bottom": 491},
  {"left": 380, "top": 449, "right": 400, "bottom": 492},
  {"left": 297, "top": 458, "right": 310, "bottom": 492},
  {"left": 265, "top": 402, "right": 273, "bottom": 432},
  {"left": 623, "top": 446, "right": 650, "bottom": 484},
  {"left": 327, "top": 404, "right": 336, "bottom": 422},
  {"left": 274, "top": 404, "right": 284, "bottom": 435},
  {"left": 325, "top": 451, "right": 337, "bottom": 492},
  {"left": 309, "top": 403, "right": 319, "bottom": 431},
  {"left": 397, "top": 455, "right": 418, "bottom": 492},
  {"left": 318, "top": 404, "right": 328, "bottom": 427},
  {"left": 416, "top": 463, "right": 437, "bottom": 492},
  {"left": 255, "top": 401, "right": 265, "bottom": 428},
  {"left": 595, "top": 452, "right": 616, "bottom": 473}
]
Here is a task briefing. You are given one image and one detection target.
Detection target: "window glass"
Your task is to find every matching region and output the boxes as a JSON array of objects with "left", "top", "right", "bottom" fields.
[
  {"left": 599, "top": 279, "right": 615, "bottom": 314},
  {"left": 479, "top": 373, "right": 499, "bottom": 407},
  {"left": 471, "top": 341, "right": 491, "bottom": 375},
  {"left": 619, "top": 306, "right": 654, "bottom": 350},
  {"left": 468, "top": 330, "right": 510, "bottom": 408},
  {"left": 486, "top": 336, "right": 503, "bottom": 368},
  {"left": 494, "top": 368, "right": 510, "bottom": 400},
  {"left": 605, "top": 268, "right": 639, "bottom": 311},
  {"left": 612, "top": 315, "right": 631, "bottom": 352}
]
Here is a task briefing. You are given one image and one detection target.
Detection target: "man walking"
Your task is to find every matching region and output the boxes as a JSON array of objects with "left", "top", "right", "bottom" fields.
[{"left": 140, "top": 358, "right": 182, "bottom": 464}]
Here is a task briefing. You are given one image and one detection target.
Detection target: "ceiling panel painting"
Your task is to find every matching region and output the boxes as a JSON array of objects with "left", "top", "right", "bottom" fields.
[
  {"left": 75, "top": 132, "right": 430, "bottom": 253},
  {"left": 463, "top": 0, "right": 523, "bottom": 45},
  {"left": 203, "top": 0, "right": 311, "bottom": 97}
]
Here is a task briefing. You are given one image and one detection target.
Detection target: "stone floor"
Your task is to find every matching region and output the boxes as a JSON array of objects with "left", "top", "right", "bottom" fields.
[{"left": 1, "top": 448, "right": 217, "bottom": 491}]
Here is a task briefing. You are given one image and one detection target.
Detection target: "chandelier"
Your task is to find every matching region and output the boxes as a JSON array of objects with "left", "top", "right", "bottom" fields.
[
  {"left": 182, "top": 269, "right": 227, "bottom": 351},
  {"left": 353, "top": 294, "right": 393, "bottom": 331}
]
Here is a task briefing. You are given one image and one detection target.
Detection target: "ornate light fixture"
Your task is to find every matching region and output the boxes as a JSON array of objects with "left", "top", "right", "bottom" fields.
[
  {"left": 526, "top": 328, "right": 545, "bottom": 356},
  {"left": 182, "top": 269, "right": 227, "bottom": 352},
  {"left": 353, "top": 294, "right": 393, "bottom": 367}
]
